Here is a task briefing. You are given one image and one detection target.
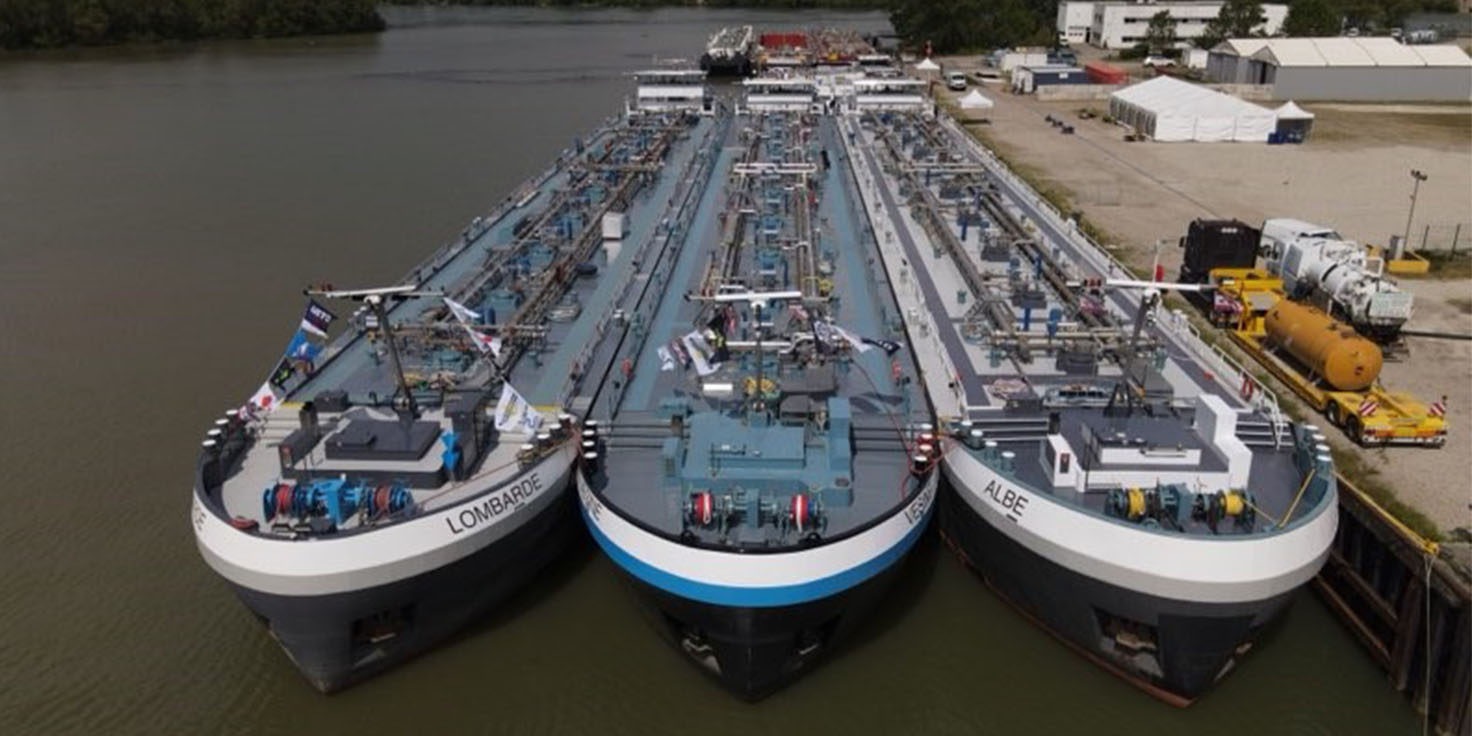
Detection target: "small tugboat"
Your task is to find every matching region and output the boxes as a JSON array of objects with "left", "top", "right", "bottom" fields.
[{"left": 700, "top": 25, "right": 754, "bottom": 77}]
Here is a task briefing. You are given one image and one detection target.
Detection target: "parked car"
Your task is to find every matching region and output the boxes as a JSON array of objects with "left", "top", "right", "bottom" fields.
[
  {"left": 946, "top": 71, "right": 968, "bottom": 91},
  {"left": 1142, "top": 55, "right": 1176, "bottom": 68}
]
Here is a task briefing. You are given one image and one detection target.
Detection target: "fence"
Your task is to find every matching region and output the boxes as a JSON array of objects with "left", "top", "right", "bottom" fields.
[{"left": 1408, "top": 222, "right": 1470, "bottom": 255}]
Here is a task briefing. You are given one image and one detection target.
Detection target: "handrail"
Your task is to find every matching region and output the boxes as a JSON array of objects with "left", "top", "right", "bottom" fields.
[{"left": 937, "top": 113, "right": 1289, "bottom": 444}]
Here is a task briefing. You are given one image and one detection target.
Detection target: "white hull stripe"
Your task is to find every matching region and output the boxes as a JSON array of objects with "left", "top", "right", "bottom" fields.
[
  {"left": 944, "top": 450, "right": 1336, "bottom": 604},
  {"left": 578, "top": 471, "right": 936, "bottom": 607},
  {"left": 193, "top": 446, "right": 576, "bottom": 596}
]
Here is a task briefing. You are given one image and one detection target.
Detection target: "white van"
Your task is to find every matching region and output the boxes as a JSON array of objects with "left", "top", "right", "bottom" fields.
[{"left": 945, "top": 71, "right": 967, "bottom": 91}]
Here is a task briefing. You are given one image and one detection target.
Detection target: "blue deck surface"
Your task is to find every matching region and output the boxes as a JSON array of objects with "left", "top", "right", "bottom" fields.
[
  {"left": 526, "top": 119, "right": 714, "bottom": 406},
  {"left": 623, "top": 126, "right": 741, "bottom": 410},
  {"left": 589, "top": 112, "right": 927, "bottom": 542},
  {"left": 291, "top": 130, "right": 616, "bottom": 401}
]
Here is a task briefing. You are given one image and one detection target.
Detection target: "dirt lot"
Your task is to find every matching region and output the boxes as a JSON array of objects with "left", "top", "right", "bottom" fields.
[{"left": 934, "top": 68, "right": 1472, "bottom": 536}]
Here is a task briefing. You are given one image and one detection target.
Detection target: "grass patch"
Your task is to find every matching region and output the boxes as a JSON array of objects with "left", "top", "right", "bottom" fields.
[
  {"left": 951, "top": 109, "right": 1446, "bottom": 541},
  {"left": 1407, "top": 250, "right": 1472, "bottom": 280},
  {"left": 1308, "top": 109, "right": 1472, "bottom": 148}
]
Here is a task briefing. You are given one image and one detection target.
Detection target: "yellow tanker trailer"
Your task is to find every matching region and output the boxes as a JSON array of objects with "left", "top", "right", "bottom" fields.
[{"left": 1210, "top": 268, "right": 1446, "bottom": 447}]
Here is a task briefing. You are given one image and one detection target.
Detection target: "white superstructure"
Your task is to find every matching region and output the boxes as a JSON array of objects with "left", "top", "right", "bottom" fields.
[
  {"left": 741, "top": 77, "right": 820, "bottom": 113},
  {"left": 631, "top": 69, "right": 711, "bottom": 114},
  {"left": 849, "top": 78, "right": 929, "bottom": 114}
]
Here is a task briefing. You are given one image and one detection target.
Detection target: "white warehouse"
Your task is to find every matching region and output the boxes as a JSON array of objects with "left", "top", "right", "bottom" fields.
[{"left": 1056, "top": 1, "right": 1287, "bottom": 49}]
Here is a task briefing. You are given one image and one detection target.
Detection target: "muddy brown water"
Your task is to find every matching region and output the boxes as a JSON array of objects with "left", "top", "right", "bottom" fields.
[{"left": 0, "top": 7, "right": 1418, "bottom": 734}]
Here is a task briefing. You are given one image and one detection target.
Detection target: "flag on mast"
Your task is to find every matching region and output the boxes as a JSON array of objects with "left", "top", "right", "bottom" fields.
[
  {"left": 244, "top": 381, "right": 283, "bottom": 416},
  {"left": 443, "top": 297, "right": 481, "bottom": 325},
  {"left": 682, "top": 330, "right": 719, "bottom": 377},
  {"left": 462, "top": 324, "right": 503, "bottom": 358},
  {"left": 830, "top": 323, "right": 872, "bottom": 353},
  {"left": 300, "top": 300, "right": 336, "bottom": 338},
  {"left": 493, "top": 382, "right": 542, "bottom": 433}
]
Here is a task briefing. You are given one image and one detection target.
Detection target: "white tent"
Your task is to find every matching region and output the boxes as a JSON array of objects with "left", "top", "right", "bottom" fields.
[
  {"left": 914, "top": 57, "right": 940, "bottom": 71},
  {"left": 959, "top": 90, "right": 994, "bottom": 110},
  {"left": 1274, "top": 100, "right": 1314, "bottom": 120},
  {"left": 1108, "top": 76, "right": 1276, "bottom": 143},
  {"left": 1273, "top": 100, "right": 1315, "bottom": 141}
]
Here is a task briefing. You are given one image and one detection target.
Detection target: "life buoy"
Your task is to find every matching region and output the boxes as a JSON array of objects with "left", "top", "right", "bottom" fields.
[
  {"left": 791, "top": 494, "right": 809, "bottom": 533},
  {"left": 275, "top": 484, "right": 294, "bottom": 518},
  {"left": 1240, "top": 376, "right": 1255, "bottom": 400},
  {"left": 691, "top": 492, "right": 713, "bottom": 527}
]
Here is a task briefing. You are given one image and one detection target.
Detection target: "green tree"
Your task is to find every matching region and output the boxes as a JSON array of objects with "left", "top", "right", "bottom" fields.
[
  {"left": 890, "top": 0, "right": 1055, "bottom": 53},
  {"left": 1283, "top": 0, "right": 1342, "bottom": 36},
  {"left": 1143, "top": 10, "right": 1177, "bottom": 54},
  {"left": 1198, "top": 0, "right": 1266, "bottom": 48}
]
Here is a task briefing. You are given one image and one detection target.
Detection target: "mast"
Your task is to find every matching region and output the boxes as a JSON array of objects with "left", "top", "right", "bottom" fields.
[
  {"left": 369, "top": 295, "right": 418, "bottom": 417},
  {"left": 305, "top": 284, "right": 445, "bottom": 418}
]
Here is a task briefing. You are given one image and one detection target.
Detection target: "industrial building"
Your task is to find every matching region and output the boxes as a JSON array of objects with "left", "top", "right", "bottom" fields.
[
  {"left": 1055, "top": 1, "right": 1286, "bottom": 49},
  {"left": 1207, "top": 37, "right": 1472, "bottom": 101}
]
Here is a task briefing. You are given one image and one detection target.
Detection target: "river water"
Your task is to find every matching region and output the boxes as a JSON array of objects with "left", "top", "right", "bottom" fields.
[{"left": 0, "top": 7, "right": 1418, "bottom": 734}]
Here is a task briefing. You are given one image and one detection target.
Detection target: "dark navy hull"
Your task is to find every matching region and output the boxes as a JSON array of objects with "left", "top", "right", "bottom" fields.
[
  {"left": 939, "top": 485, "right": 1297, "bottom": 705},
  {"left": 226, "top": 488, "right": 578, "bottom": 692},
  {"left": 616, "top": 557, "right": 907, "bottom": 701}
]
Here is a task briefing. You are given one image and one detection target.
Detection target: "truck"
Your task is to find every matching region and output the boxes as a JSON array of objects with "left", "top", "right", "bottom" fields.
[
  {"left": 1206, "top": 268, "right": 1446, "bottom": 447},
  {"left": 1259, "top": 217, "right": 1413, "bottom": 342}
]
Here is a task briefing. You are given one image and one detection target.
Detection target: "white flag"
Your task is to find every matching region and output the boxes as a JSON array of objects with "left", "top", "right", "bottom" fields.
[
  {"left": 443, "top": 297, "right": 481, "bottom": 324},
  {"left": 493, "top": 382, "right": 542, "bottom": 433},
  {"left": 462, "top": 323, "right": 502, "bottom": 358},
  {"left": 243, "top": 381, "right": 283, "bottom": 416},
  {"left": 832, "top": 323, "right": 872, "bottom": 353},
  {"left": 682, "top": 330, "right": 719, "bottom": 377}
]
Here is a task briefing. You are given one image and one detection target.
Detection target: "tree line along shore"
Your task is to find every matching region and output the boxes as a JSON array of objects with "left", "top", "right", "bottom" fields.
[
  {"left": 2, "top": 1, "right": 1456, "bottom": 62},
  {"left": 0, "top": 0, "right": 886, "bottom": 51}
]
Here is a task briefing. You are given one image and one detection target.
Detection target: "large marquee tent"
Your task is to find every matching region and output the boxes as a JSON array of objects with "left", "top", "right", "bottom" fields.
[{"left": 1108, "top": 76, "right": 1276, "bottom": 142}]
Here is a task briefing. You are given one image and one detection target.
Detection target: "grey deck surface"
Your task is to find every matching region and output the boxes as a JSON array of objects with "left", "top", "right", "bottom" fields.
[{"left": 858, "top": 111, "right": 1330, "bottom": 539}]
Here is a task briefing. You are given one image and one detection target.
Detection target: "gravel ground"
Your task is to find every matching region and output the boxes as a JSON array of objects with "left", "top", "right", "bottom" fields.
[{"left": 935, "top": 70, "right": 1472, "bottom": 535}]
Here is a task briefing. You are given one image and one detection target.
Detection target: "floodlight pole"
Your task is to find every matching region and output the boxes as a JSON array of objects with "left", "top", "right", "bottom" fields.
[{"left": 1402, "top": 169, "right": 1428, "bottom": 254}]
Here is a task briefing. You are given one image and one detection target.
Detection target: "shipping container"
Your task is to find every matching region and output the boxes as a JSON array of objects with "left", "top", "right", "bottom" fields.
[
  {"left": 1012, "top": 65, "right": 1088, "bottom": 94},
  {"left": 1084, "top": 60, "right": 1129, "bottom": 85}
]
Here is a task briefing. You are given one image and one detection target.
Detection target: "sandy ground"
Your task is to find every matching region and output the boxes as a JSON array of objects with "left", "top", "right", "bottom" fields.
[{"left": 933, "top": 68, "right": 1472, "bottom": 534}]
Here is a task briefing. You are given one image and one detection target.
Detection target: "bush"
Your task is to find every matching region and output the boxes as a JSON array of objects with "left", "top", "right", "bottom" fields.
[{"left": 1116, "top": 44, "right": 1148, "bottom": 61}]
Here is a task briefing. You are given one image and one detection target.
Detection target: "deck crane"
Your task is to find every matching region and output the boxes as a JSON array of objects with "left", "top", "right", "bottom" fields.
[{"left": 305, "top": 284, "right": 444, "bottom": 418}]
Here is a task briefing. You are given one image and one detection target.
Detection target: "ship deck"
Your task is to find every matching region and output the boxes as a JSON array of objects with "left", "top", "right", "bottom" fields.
[
  {"left": 844, "top": 110, "right": 1336, "bottom": 538},
  {"left": 203, "top": 110, "right": 712, "bottom": 535},
  {"left": 578, "top": 110, "right": 929, "bottom": 545}
]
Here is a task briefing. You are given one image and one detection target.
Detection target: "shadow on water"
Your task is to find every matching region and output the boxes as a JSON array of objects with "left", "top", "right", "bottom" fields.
[{"left": 835, "top": 517, "right": 947, "bottom": 657}]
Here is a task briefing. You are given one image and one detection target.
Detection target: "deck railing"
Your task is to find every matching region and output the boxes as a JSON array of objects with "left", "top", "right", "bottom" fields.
[{"left": 937, "top": 114, "right": 1288, "bottom": 443}]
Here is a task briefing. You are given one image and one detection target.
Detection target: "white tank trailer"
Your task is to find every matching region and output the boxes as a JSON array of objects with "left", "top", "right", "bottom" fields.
[{"left": 1259, "top": 218, "right": 1412, "bottom": 341}]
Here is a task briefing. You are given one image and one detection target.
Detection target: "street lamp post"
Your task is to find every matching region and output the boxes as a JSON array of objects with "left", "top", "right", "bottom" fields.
[{"left": 1402, "top": 169, "right": 1428, "bottom": 256}]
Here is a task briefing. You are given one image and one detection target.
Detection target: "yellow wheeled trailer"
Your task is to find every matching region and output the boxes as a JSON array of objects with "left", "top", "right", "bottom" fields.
[{"left": 1208, "top": 268, "right": 1447, "bottom": 447}]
